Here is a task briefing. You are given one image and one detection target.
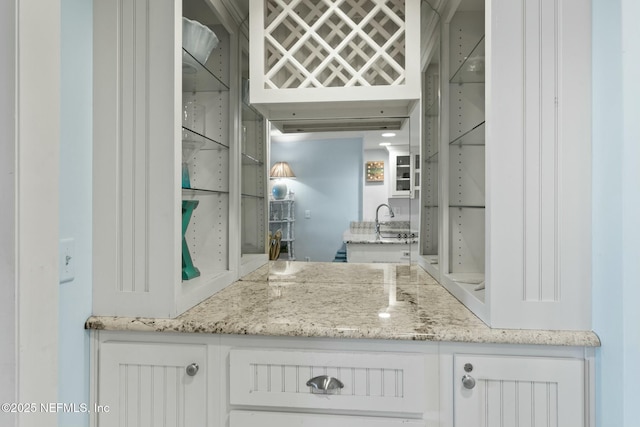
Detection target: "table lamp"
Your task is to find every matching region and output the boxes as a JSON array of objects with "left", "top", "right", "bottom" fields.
[{"left": 270, "top": 161, "right": 296, "bottom": 199}]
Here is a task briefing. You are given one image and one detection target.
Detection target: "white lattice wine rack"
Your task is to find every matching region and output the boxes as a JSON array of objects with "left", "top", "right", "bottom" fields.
[{"left": 249, "top": 0, "right": 420, "bottom": 120}]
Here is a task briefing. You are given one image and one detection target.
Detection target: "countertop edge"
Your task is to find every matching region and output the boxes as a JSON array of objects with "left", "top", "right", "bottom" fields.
[{"left": 84, "top": 316, "right": 601, "bottom": 347}]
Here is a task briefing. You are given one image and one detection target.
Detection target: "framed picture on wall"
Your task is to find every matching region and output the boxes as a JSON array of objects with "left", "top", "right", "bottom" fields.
[{"left": 366, "top": 161, "right": 384, "bottom": 182}]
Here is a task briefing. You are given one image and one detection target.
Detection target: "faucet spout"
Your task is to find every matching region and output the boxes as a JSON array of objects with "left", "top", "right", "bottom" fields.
[{"left": 375, "top": 203, "right": 395, "bottom": 237}]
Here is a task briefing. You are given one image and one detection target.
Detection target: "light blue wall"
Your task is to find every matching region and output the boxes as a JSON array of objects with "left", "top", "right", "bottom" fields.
[
  {"left": 271, "top": 138, "right": 362, "bottom": 262},
  {"left": 592, "top": 0, "right": 640, "bottom": 425},
  {"left": 59, "top": 0, "right": 93, "bottom": 425},
  {"left": 618, "top": 2, "right": 640, "bottom": 423}
]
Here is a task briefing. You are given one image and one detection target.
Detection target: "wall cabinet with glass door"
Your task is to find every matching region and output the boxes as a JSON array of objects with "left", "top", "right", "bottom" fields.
[
  {"left": 93, "top": 0, "right": 250, "bottom": 318},
  {"left": 418, "top": 0, "right": 592, "bottom": 330},
  {"left": 419, "top": 2, "right": 486, "bottom": 319},
  {"left": 388, "top": 149, "right": 413, "bottom": 198},
  {"left": 444, "top": 13, "right": 486, "bottom": 318},
  {"left": 240, "top": 33, "right": 268, "bottom": 275},
  {"left": 181, "top": 0, "right": 234, "bottom": 294},
  {"left": 420, "top": 49, "right": 440, "bottom": 277}
]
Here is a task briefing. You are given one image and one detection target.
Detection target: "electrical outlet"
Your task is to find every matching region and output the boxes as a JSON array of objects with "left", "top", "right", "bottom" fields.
[
  {"left": 305, "top": 257, "right": 311, "bottom": 262},
  {"left": 59, "top": 238, "right": 75, "bottom": 284},
  {"left": 305, "top": 210, "right": 311, "bottom": 219}
]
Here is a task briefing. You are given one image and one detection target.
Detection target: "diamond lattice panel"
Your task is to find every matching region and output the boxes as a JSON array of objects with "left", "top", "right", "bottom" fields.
[{"left": 264, "top": 0, "right": 406, "bottom": 89}]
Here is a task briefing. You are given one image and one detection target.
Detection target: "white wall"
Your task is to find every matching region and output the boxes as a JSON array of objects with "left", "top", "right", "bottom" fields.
[
  {"left": 592, "top": 0, "right": 640, "bottom": 425},
  {"left": 0, "top": 1, "right": 62, "bottom": 426},
  {"left": 58, "top": 0, "right": 93, "bottom": 425},
  {"left": 0, "top": 1, "right": 16, "bottom": 424}
]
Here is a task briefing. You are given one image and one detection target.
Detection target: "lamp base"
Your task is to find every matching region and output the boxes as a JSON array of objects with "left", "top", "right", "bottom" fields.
[{"left": 272, "top": 181, "right": 288, "bottom": 200}]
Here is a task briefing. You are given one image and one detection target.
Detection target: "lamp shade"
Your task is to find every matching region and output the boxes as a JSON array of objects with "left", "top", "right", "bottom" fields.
[{"left": 269, "top": 162, "right": 296, "bottom": 178}]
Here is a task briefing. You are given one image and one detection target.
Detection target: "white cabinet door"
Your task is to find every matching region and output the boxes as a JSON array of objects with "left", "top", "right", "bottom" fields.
[
  {"left": 97, "top": 342, "right": 207, "bottom": 427},
  {"left": 453, "top": 355, "right": 584, "bottom": 427},
  {"left": 389, "top": 150, "right": 413, "bottom": 198}
]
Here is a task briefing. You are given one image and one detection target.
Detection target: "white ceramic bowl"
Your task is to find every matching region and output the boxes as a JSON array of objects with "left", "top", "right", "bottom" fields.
[{"left": 182, "top": 17, "right": 219, "bottom": 66}]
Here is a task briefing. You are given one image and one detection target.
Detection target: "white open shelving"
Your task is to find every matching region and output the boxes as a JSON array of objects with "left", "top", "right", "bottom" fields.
[
  {"left": 418, "top": 0, "right": 592, "bottom": 330},
  {"left": 93, "top": 0, "right": 268, "bottom": 318}
]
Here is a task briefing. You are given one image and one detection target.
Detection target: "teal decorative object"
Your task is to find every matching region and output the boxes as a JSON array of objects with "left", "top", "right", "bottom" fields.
[
  {"left": 181, "top": 162, "right": 191, "bottom": 188},
  {"left": 182, "top": 200, "right": 201, "bottom": 280}
]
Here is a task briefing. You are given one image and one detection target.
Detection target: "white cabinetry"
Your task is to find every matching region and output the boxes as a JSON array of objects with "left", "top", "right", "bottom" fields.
[
  {"left": 442, "top": 5, "right": 486, "bottom": 321},
  {"left": 421, "top": 62, "right": 440, "bottom": 272},
  {"left": 226, "top": 343, "right": 439, "bottom": 427},
  {"left": 240, "top": 34, "right": 269, "bottom": 274},
  {"left": 97, "top": 341, "right": 209, "bottom": 427},
  {"left": 229, "top": 348, "right": 430, "bottom": 415},
  {"left": 418, "top": 0, "right": 592, "bottom": 330},
  {"left": 485, "top": 0, "right": 592, "bottom": 330},
  {"left": 92, "top": 333, "right": 594, "bottom": 427},
  {"left": 248, "top": 0, "right": 422, "bottom": 125},
  {"left": 452, "top": 354, "right": 585, "bottom": 427},
  {"left": 388, "top": 149, "right": 413, "bottom": 198},
  {"left": 93, "top": 0, "right": 266, "bottom": 318}
]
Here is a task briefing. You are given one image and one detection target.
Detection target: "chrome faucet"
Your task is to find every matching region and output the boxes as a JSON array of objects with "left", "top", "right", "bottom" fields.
[{"left": 375, "top": 203, "right": 395, "bottom": 238}]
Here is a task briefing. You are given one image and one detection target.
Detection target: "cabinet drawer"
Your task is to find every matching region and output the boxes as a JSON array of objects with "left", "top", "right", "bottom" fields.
[
  {"left": 229, "top": 348, "right": 433, "bottom": 415},
  {"left": 230, "top": 410, "right": 426, "bottom": 427}
]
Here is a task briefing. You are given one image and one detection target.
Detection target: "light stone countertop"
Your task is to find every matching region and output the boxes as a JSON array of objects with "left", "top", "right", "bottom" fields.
[{"left": 85, "top": 262, "right": 600, "bottom": 347}]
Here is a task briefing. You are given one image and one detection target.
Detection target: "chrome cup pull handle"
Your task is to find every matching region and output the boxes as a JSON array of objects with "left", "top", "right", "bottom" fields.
[{"left": 306, "top": 375, "right": 344, "bottom": 392}]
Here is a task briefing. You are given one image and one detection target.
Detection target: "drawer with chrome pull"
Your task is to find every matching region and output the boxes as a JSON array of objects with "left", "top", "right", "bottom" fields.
[{"left": 229, "top": 348, "right": 434, "bottom": 415}]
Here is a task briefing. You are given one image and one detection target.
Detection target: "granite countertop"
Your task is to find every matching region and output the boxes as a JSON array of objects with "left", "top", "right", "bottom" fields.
[{"left": 86, "top": 262, "right": 600, "bottom": 347}]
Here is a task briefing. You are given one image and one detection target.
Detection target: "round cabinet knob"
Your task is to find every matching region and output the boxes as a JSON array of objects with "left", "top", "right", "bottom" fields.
[
  {"left": 462, "top": 374, "right": 476, "bottom": 390},
  {"left": 186, "top": 363, "right": 199, "bottom": 377}
]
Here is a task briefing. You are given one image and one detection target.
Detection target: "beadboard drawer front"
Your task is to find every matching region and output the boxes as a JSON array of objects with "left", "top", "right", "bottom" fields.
[
  {"left": 229, "top": 348, "right": 433, "bottom": 415},
  {"left": 230, "top": 410, "right": 427, "bottom": 427}
]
